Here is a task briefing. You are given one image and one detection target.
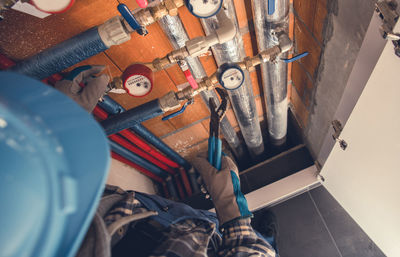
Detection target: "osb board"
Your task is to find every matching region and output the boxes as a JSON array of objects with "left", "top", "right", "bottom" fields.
[{"left": 0, "top": 0, "right": 299, "bottom": 159}]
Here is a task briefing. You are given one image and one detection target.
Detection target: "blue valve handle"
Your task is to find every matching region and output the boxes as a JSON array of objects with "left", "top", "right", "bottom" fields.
[
  {"left": 208, "top": 136, "right": 222, "bottom": 170},
  {"left": 162, "top": 100, "right": 193, "bottom": 121},
  {"left": 117, "top": 3, "right": 142, "bottom": 31},
  {"left": 268, "top": 0, "right": 275, "bottom": 15},
  {"left": 282, "top": 52, "right": 309, "bottom": 63}
]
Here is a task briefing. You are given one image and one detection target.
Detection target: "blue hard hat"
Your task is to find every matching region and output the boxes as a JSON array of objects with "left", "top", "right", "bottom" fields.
[{"left": 0, "top": 72, "right": 110, "bottom": 257}]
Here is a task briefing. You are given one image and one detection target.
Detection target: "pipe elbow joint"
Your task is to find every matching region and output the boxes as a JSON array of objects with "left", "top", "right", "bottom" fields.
[
  {"left": 214, "top": 11, "right": 236, "bottom": 44},
  {"left": 185, "top": 36, "right": 212, "bottom": 57},
  {"left": 277, "top": 32, "right": 293, "bottom": 53}
]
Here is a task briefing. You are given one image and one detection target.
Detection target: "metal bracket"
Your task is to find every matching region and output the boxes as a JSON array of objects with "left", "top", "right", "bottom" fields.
[
  {"left": 332, "top": 120, "right": 347, "bottom": 150},
  {"left": 376, "top": 0, "right": 400, "bottom": 56}
]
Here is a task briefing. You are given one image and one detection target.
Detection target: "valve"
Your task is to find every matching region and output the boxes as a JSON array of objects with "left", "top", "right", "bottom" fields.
[
  {"left": 162, "top": 98, "right": 194, "bottom": 120},
  {"left": 185, "top": 0, "right": 223, "bottom": 18},
  {"left": 117, "top": 3, "right": 148, "bottom": 36},
  {"left": 218, "top": 63, "right": 244, "bottom": 90},
  {"left": 121, "top": 64, "right": 154, "bottom": 97},
  {"left": 281, "top": 52, "right": 309, "bottom": 63},
  {"left": 178, "top": 59, "right": 199, "bottom": 89},
  {"left": 135, "top": 0, "right": 148, "bottom": 8}
]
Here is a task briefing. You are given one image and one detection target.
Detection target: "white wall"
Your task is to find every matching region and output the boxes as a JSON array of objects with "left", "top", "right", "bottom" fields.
[{"left": 106, "top": 158, "right": 156, "bottom": 194}]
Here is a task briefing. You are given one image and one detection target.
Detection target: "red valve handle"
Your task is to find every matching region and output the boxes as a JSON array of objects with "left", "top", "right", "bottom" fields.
[
  {"left": 136, "top": 0, "right": 148, "bottom": 8},
  {"left": 183, "top": 69, "right": 198, "bottom": 89}
]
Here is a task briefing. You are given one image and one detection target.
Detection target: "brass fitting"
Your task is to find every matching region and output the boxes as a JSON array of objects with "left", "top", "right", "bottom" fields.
[
  {"left": 176, "top": 87, "right": 194, "bottom": 101},
  {"left": 134, "top": 9, "right": 155, "bottom": 27},
  {"left": 130, "top": 0, "right": 184, "bottom": 29},
  {"left": 259, "top": 45, "right": 281, "bottom": 63},
  {"left": 152, "top": 57, "right": 170, "bottom": 71},
  {"left": 167, "top": 48, "right": 189, "bottom": 63},
  {"left": 164, "top": 0, "right": 179, "bottom": 16},
  {"left": 159, "top": 91, "right": 181, "bottom": 112}
]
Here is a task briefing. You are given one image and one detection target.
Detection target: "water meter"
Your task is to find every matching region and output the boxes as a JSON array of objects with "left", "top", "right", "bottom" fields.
[
  {"left": 121, "top": 64, "right": 154, "bottom": 97},
  {"left": 218, "top": 64, "right": 244, "bottom": 90},
  {"left": 186, "top": 0, "right": 223, "bottom": 18},
  {"left": 31, "top": 0, "right": 75, "bottom": 13}
]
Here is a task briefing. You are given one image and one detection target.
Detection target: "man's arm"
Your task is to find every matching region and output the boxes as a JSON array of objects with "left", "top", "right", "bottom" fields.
[
  {"left": 192, "top": 156, "right": 277, "bottom": 257},
  {"left": 220, "top": 219, "right": 276, "bottom": 257}
]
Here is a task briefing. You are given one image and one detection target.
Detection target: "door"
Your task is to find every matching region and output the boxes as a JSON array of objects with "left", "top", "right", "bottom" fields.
[{"left": 320, "top": 20, "right": 400, "bottom": 256}]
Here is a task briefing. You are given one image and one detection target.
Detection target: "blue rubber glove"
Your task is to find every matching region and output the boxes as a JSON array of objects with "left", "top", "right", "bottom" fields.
[
  {"left": 55, "top": 65, "right": 109, "bottom": 112},
  {"left": 192, "top": 155, "right": 252, "bottom": 226}
]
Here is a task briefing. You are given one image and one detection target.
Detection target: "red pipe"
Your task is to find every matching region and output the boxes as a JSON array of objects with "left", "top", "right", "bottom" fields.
[
  {"left": 111, "top": 152, "right": 164, "bottom": 183},
  {"left": 94, "top": 106, "right": 180, "bottom": 169},
  {"left": 95, "top": 106, "right": 188, "bottom": 198},
  {"left": 119, "top": 130, "right": 180, "bottom": 168},
  {"left": 109, "top": 134, "right": 176, "bottom": 175},
  {"left": 0, "top": 53, "right": 15, "bottom": 69},
  {"left": 179, "top": 167, "right": 192, "bottom": 197}
]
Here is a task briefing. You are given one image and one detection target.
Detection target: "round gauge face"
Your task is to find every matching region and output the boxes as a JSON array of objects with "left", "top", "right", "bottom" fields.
[
  {"left": 220, "top": 67, "right": 244, "bottom": 90},
  {"left": 186, "top": 0, "right": 223, "bottom": 18},
  {"left": 31, "top": 0, "right": 75, "bottom": 13},
  {"left": 124, "top": 75, "right": 152, "bottom": 97}
]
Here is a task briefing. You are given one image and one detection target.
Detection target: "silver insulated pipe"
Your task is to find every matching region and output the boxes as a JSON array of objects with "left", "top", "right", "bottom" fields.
[
  {"left": 157, "top": 14, "right": 246, "bottom": 160},
  {"left": 252, "top": 0, "right": 290, "bottom": 146},
  {"left": 201, "top": 1, "right": 264, "bottom": 158}
]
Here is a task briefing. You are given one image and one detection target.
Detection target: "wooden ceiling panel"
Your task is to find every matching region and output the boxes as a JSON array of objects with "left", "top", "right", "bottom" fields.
[
  {"left": 177, "top": 6, "right": 205, "bottom": 39},
  {"left": 142, "top": 116, "right": 176, "bottom": 137}
]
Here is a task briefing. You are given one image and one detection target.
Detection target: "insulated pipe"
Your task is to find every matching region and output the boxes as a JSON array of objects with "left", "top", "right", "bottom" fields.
[
  {"left": 94, "top": 105, "right": 190, "bottom": 198},
  {"left": 110, "top": 140, "right": 179, "bottom": 199},
  {"left": 98, "top": 96, "right": 192, "bottom": 171},
  {"left": 109, "top": 140, "right": 168, "bottom": 179},
  {"left": 111, "top": 134, "right": 187, "bottom": 200},
  {"left": 157, "top": 13, "right": 246, "bottom": 160},
  {"left": 10, "top": 16, "right": 131, "bottom": 80},
  {"left": 100, "top": 99, "right": 164, "bottom": 135},
  {"left": 201, "top": 2, "right": 265, "bottom": 158},
  {"left": 149, "top": 9, "right": 237, "bottom": 72},
  {"left": 109, "top": 134, "right": 176, "bottom": 175},
  {"left": 252, "top": 0, "right": 289, "bottom": 146}
]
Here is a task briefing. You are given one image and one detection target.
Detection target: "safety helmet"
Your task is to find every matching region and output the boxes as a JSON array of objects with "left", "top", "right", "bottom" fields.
[{"left": 0, "top": 72, "right": 110, "bottom": 257}]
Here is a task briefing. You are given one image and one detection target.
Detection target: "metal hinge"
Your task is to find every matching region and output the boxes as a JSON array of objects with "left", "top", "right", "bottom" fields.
[
  {"left": 331, "top": 120, "right": 347, "bottom": 150},
  {"left": 376, "top": 0, "right": 400, "bottom": 56}
]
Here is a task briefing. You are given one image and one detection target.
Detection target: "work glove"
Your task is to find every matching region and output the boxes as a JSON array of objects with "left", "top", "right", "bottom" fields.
[
  {"left": 192, "top": 155, "right": 252, "bottom": 226},
  {"left": 55, "top": 65, "right": 109, "bottom": 112}
]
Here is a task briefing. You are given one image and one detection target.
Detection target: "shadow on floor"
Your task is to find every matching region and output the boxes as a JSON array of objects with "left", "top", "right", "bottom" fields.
[{"left": 252, "top": 185, "right": 385, "bottom": 257}]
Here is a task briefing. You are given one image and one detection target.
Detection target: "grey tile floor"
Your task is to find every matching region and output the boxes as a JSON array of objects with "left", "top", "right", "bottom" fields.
[{"left": 253, "top": 186, "right": 385, "bottom": 257}]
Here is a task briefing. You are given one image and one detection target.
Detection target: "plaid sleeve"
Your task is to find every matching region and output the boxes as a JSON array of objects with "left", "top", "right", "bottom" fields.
[{"left": 219, "top": 218, "right": 277, "bottom": 257}]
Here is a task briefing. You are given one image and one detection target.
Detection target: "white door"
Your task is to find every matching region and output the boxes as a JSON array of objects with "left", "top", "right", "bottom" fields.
[{"left": 320, "top": 20, "right": 400, "bottom": 256}]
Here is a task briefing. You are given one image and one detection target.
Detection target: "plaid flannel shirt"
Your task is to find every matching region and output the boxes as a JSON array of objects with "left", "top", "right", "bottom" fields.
[{"left": 103, "top": 185, "right": 276, "bottom": 257}]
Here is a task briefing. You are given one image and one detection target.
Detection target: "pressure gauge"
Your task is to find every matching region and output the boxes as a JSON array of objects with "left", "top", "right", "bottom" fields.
[
  {"left": 122, "top": 64, "right": 154, "bottom": 97},
  {"left": 186, "top": 0, "right": 223, "bottom": 18},
  {"left": 218, "top": 64, "right": 244, "bottom": 90},
  {"left": 31, "top": 0, "right": 75, "bottom": 13}
]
